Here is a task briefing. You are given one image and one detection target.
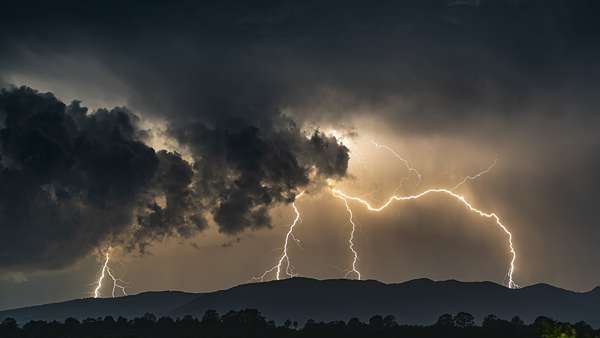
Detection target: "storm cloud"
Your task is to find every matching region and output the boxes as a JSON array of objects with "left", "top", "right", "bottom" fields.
[
  {"left": 0, "top": 87, "right": 158, "bottom": 270},
  {"left": 0, "top": 87, "right": 349, "bottom": 271},
  {"left": 1, "top": 0, "right": 600, "bottom": 296},
  {"left": 174, "top": 116, "right": 347, "bottom": 234},
  {"left": 2, "top": 1, "right": 600, "bottom": 129}
]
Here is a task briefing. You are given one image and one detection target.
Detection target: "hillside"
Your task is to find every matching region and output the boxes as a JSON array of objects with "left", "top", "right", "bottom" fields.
[{"left": 1, "top": 278, "right": 599, "bottom": 326}]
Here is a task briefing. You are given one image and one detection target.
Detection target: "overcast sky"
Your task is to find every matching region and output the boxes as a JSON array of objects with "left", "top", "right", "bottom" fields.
[{"left": 2, "top": 0, "right": 600, "bottom": 310}]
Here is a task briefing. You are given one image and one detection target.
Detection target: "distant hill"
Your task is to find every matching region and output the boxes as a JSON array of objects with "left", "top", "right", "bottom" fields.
[
  {"left": 2, "top": 278, "right": 599, "bottom": 326},
  {"left": 0, "top": 291, "right": 197, "bottom": 324}
]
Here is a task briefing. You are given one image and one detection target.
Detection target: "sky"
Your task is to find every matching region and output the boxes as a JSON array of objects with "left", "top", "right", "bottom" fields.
[{"left": 1, "top": 0, "right": 600, "bottom": 310}]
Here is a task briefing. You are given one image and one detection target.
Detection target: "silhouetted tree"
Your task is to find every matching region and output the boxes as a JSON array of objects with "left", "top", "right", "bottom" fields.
[
  {"left": 65, "top": 317, "right": 80, "bottom": 327},
  {"left": 512, "top": 316, "right": 525, "bottom": 327},
  {"left": 574, "top": 321, "right": 595, "bottom": 338},
  {"left": 347, "top": 317, "right": 364, "bottom": 330},
  {"left": 369, "top": 315, "right": 384, "bottom": 329},
  {"left": 483, "top": 314, "right": 499, "bottom": 327},
  {"left": 143, "top": 313, "right": 157, "bottom": 323},
  {"left": 436, "top": 313, "right": 455, "bottom": 327},
  {"left": 383, "top": 315, "right": 398, "bottom": 328},
  {"left": 541, "top": 322, "right": 576, "bottom": 338},
  {"left": 454, "top": 312, "right": 475, "bottom": 328},
  {"left": 202, "top": 309, "right": 220, "bottom": 325},
  {"left": 103, "top": 315, "right": 115, "bottom": 325},
  {"left": 2, "top": 310, "right": 599, "bottom": 338},
  {"left": 1, "top": 318, "right": 18, "bottom": 338},
  {"left": 304, "top": 318, "right": 316, "bottom": 329}
]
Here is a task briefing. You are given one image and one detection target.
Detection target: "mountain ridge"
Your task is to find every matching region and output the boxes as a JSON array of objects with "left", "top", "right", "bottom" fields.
[{"left": 2, "top": 278, "right": 599, "bottom": 326}]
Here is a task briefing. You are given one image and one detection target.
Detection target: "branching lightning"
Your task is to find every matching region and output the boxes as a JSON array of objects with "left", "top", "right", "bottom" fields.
[
  {"left": 329, "top": 143, "right": 505, "bottom": 285},
  {"left": 92, "top": 247, "right": 128, "bottom": 298},
  {"left": 451, "top": 158, "right": 498, "bottom": 191},
  {"left": 251, "top": 139, "right": 518, "bottom": 289},
  {"left": 372, "top": 140, "right": 422, "bottom": 186},
  {"left": 328, "top": 140, "right": 425, "bottom": 281},
  {"left": 253, "top": 192, "right": 304, "bottom": 282},
  {"left": 330, "top": 187, "right": 519, "bottom": 289}
]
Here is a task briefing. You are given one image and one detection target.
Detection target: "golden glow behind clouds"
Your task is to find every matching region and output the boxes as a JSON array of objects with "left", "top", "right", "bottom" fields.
[
  {"left": 249, "top": 134, "right": 518, "bottom": 288},
  {"left": 88, "top": 125, "right": 520, "bottom": 295}
]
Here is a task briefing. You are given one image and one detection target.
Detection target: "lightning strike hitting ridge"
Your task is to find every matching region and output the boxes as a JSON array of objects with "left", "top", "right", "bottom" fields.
[
  {"left": 333, "top": 193, "right": 361, "bottom": 280},
  {"left": 252, "top": 141, "right": 509, "bottom": 286},
  {"left": 253, "top": 192, "right": 304, "bottom": 282},
  {"left": 338, "top": 143, "right": 499, "bottom": 283},
  {"left": 330, "top": 187, "right": 519, "bottom": 289},
  {"left": 329, "top": 142, "right": 501, "bottom": 283},
  {"left": 92, "top": 247, "right": 128, "bottom": 298},
  {"left": 330, "top": 140, "right": 426, "bottom": 281}
]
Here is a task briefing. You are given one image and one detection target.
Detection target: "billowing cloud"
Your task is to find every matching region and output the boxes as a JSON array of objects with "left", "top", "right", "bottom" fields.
[
  {"left": 1, "top": 0, "right": 600, "bottom": 294},
  {"left": 0, "top": 87, "right": 157, "bottom": 270},
  {"left": 2, "top": 1, "right": 599, "bottom": 131},
  {"left": 0, "top": 87, "right": 349, "bottom": 271},
  {"left": 173, "top": 116, "right": 348, "bottom": 234}
]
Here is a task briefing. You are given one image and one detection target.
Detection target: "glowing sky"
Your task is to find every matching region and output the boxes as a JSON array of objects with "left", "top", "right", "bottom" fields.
[{"left": 2, "top": 1, "right": 600, "bottom": 310}]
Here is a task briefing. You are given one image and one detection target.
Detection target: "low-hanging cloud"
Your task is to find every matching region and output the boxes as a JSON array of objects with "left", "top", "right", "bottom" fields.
[
  {"left": 1, "top": 0, "right": 600, "bottom": 292},
  {"left": 0, "top": 87, "right": 349, "bottom": 271},
  {"left": 173, "top": 116, "right": 348, "bottom": 235}
]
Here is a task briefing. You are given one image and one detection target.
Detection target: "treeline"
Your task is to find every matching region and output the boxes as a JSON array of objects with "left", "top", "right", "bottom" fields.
[{"left": 1, "top": 309, "right": 598, "bottom": 338}]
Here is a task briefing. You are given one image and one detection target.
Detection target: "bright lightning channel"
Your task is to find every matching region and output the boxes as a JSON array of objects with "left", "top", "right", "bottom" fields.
[
  {"left": 93, "top": 247, "right": 128, "bottom": 298},
  {"left": 251, "top": 138, "right": 514, "bottom": 288},
  {"left": 330, "top": 187, "right": 519, "bottom": 289},
  {"left": 332, "top": 141, "right": 498, "bottom": 279},
  {"left": 333, "top": 142, "right": 500, "bottom": 283},
  {"left": 333, "top": 193, "right": 361, "bottom": 280},
  {"left": 451, "top": 158, "right": 498, "bottom": 191},
  {"left": 253, "top": 192, "right": 304, "bottom": 282}
]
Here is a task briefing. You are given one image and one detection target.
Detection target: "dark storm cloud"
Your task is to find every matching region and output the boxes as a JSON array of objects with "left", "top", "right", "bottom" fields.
[
  {"left": 2, "top": 0, "right": 378, "bottom": 270},
  {"left": 2, "top": 0, "right": 600, "bottom": 130},
  {"left": 0, "top": 87, "right": 157, "bottom": 270},
  {"left": 174, "top": 116, "right": 348, "bottom": 234},
  {"left": 131, "top": 150, "right": 206, "bottom": 252},
  {"left": 0, "top": 87, "right": 349, "bottom": 271},
  {"left": 1, "top": 0, "right": 600, "bottom": 291}
]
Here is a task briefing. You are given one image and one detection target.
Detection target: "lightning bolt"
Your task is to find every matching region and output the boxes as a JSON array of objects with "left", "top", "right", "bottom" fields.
[
  {"left": 331, "top": 143, "right": 501, "bottom": 283},
  {"left": 333, "top": 193, "right": 361, "bottom": 280},
  {"left": 328, "top": 140, "right": 425, "bottom": 281},
  {"left": 253, "top": 192, "right": 304, "bottom": 282},
  {"left": 330, "top": 187, "right": 518, "bottom": 289},
  {"left": 451, "top": 158, "right": 498, "bottom": 191},
  {"left": 93, "top": 247, "right": 128, "bottom": 298},
  {"left": 251, "top": 139, "right": 515, "bottom": 288},
  {"left": 372, "top": 140, "right": 422, "bottom": 186}
]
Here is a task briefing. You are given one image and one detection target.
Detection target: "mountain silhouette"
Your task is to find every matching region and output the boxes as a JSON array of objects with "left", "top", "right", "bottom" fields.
[
  {"left": 0, "top": 291, "right": 196, "bottom": 324},
  {"left": 1, "top": 278, "right": 599, "bottom": 326}
]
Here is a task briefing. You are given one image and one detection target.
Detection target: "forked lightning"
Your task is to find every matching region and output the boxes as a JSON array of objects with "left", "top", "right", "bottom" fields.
[
  {"left": 93, "top": 247, "right": 128, "bottom": 298},
  {"left": 330, "top": 187, "right": 518, "bottom": 289},
  {"left": 254, "top": 140, "right": 518, "bottom": 289},
  {"left": 253, "top": 192, "right": 304, "bottom": 282}
]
